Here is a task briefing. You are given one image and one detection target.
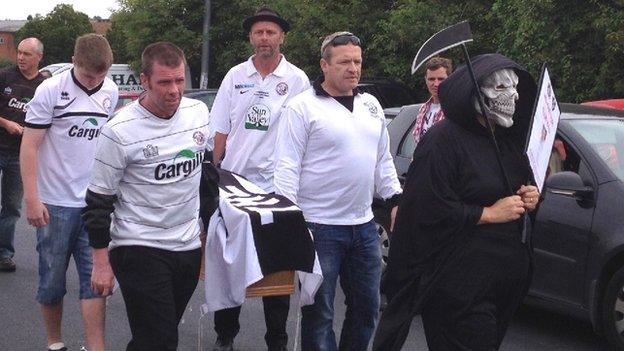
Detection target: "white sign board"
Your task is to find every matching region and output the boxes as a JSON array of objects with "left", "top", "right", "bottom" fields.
[{"left": 525, "top": 66, "right": 561, "bottom": 192}]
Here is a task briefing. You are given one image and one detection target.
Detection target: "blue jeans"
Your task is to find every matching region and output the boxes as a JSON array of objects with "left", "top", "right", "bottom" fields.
[
  {"left": 36, "top": 204, "right": 99, "bottom": 304},
  {"left": 302, "top": 220, "right": 382, "bottom": 351},
  {"left": 0, "top": 153, "right": 23, "bottom": 259}
]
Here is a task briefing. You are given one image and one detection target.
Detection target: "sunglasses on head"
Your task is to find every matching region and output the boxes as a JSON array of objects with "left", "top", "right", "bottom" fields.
[
  {"left": 322, "top": 33, "right": 362, "bottom": 53},
  {"left": 329, "top": 33, "right": 361, "bottom": 47}
]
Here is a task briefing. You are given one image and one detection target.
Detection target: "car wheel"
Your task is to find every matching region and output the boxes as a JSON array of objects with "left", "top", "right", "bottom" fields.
[
  {"left": 375, "top": 220, "right": 390, "bottom": 271},
  {"left": 601, "top": 266, "right": 624, "bottom": 350}
]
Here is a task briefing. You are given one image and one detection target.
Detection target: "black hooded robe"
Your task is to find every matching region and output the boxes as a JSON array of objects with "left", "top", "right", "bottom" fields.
[{"left": 373, "top": 54, "right": 537, "bottom": 351}]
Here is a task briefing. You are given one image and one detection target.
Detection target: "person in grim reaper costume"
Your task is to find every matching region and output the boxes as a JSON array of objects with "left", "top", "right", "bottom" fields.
[{"left": 373, "top": 53, "right": 540, "bottom": 351}]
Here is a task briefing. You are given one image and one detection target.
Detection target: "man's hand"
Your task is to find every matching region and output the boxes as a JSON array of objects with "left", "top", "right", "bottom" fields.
[
  {"left": 1, "top": 120, "right": 24, "bottom": 135},
  {"left": 91, "top": 248, "right": 115, "bottom": 296},
  {"left": 479, "top": 195, "right": 525, "bottom": 224},
  {"left": 517, "top": 185, "right": 540, "bottom": 211},
  {"left": 25, "top": 199, "right": 49, "bottom": 227},
  {"left": 389, "top": 206, "right": 398, "bottom": 232}
]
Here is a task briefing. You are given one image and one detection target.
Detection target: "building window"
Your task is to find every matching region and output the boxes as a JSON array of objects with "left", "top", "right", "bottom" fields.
[{"left": 0, "top": 37, "right": 5, "bottom": 44}]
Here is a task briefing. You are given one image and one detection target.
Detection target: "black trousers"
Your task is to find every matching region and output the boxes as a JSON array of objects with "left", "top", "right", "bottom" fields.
[
  {"left": 110, "top": 245, "right": 202, "bottom": 351},
  {"left": 214, "top": 295, "right": 290, "bottom": 349},
  {"left": 421, "top": 235, "right": 531, "bottom": 351}
]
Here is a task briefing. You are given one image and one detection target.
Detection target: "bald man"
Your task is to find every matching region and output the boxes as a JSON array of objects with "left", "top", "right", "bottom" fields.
[{"left": 0, "top": 37, "right": 44, "bottom": 272}]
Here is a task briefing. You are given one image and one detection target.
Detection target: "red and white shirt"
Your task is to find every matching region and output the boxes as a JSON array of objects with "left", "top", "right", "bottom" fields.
[{"left": 412, "top": 96, "right": 446, "bottom": 146}]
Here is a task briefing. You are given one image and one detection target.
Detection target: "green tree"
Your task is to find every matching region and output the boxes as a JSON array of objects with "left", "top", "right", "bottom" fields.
[
  {"left": 590, "top": 4, "right": 624, "bottom": 100},
  {"left": 367, "top": 0, "right": 497, "bottom": 100},
  {"left": 0, "top": 57, "right": 13, "bottom": 69},
  {"left": 15, "top": 4, "right": 93, "bottom": 66},
  {"left": 108, "top": 0, "right": 624, "bottom": 101},
  {"left": 114, "top": 0, "right": 204, "bottom": 85},
  {"left": 109, "top": 0, "right": 395, "bottom": 88},
  {"left": 275, "top": 0, "right": 396, "bottom": 80},
  {"left": 492, "top": 1, "right": 583, "bottom": 102},
  {"left": 106, "top": 11, "right": 132, "bottom": 64}
]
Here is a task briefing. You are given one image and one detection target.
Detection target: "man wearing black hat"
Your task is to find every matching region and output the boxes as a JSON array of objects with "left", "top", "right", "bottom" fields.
[{"left": 209, "top": 7, "right": 310, "bottom": 351}]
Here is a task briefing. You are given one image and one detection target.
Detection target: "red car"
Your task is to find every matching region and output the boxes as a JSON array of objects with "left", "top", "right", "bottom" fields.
[
  {"left": 115, "top": 91, "right": 143, "bottom": 112},
  {"left": 582, "top": 99, "right": 624, "bottom": 110}
]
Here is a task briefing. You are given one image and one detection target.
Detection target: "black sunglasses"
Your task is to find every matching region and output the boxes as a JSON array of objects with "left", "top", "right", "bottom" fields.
[
  {"left": 327, "top": 33, "right": 361, "bottom": 48},
  {"left": 323, "top": 33, "right": 362, "bottom": 49}
]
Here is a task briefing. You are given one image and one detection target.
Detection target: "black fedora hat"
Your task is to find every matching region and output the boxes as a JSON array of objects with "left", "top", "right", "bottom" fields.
[{"left": 243, "top": 7, "right": 290, "bottom": 33}]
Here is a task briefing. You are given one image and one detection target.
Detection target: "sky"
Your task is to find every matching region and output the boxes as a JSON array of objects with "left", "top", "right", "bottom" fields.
[{"left": 3, "top": 0, "right": 120, "bottom": 20}]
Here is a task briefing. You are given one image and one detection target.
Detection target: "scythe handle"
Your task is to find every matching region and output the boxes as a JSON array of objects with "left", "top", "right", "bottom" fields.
[{"left": 461, "top": 44, "right": 514, "bottom": 196}]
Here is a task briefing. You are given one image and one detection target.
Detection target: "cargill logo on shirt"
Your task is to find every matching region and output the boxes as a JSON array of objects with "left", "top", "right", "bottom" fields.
[
  {"left": 67, "top": 118, "right": 100, "bottom": 140},
  {"left": 7, "top": 97, "right": 30, "bottom": 112},
  {"left": 154, "top": 149, "right": 204, "bottom": 180}
]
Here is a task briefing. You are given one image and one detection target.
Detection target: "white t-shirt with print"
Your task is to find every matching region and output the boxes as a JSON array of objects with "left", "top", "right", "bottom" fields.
[
  {"left": 25, "top": 69, "right": 118, "bottom": 207},
  {"left": 88, "top": 97, "right": 211, "bottom": 251}
]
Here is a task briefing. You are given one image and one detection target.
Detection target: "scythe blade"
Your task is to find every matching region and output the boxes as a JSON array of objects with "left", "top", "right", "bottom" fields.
[{"left": 411, "top": 21, "right": 473, "bottom": 74}]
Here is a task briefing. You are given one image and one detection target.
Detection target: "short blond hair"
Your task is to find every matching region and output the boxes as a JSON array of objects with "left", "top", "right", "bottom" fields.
[{"left": 73, "top": 34, "right": 113, "bottom": 73}]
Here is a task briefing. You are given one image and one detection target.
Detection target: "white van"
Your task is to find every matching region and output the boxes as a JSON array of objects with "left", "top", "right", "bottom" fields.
[
  {"left": 41, "top": 63, "right": 192, "bottom": 92},
  {"left": 41, "top": 63, "right": 144, "bottom": 92}
]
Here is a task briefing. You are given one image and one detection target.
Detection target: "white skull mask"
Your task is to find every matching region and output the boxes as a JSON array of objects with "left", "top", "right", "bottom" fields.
[{"left": 473, "top": 68, "right": 519, "bottom": 128}]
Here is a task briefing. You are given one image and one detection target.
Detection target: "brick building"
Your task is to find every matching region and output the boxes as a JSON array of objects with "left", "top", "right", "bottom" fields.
[
  {"left": 0, "top": 19, "right": 110, "bottom": 63},
  {"left": 0, "top": 20, "right": 27, "bottom": 63}
]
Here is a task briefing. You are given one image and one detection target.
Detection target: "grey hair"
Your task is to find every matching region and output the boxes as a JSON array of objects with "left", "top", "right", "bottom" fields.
[{"left": 20, "top": 37, "right": 44, "bottom": 54}]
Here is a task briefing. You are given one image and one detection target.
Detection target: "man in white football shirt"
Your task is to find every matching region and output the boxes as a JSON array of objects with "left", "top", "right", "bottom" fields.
[
  {"left": 20, "top": 33, "right": 118, "bottom": 351},
  {"left": 209, "top": 7, "right": 309, "bottom": 351},
  {"left": 82, "top": 42, "right": 212, "bottom": 351}
]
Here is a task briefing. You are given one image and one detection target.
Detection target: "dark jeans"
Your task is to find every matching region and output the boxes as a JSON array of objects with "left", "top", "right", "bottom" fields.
[
  {"left": 302, "top": 220, "right": 382, "bottom": 351},
  {"left": 0, "top": 153, "right": 22, "bottom": 259},
  {"left": 110, "top": 245, "right": 202, "bottom": 351},
  {"left": 214, "top": 295, "right": 290, "bottom": 349}
]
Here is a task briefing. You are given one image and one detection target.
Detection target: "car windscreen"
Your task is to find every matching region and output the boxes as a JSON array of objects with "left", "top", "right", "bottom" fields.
[
  {"left": 185, "top": 91, "right": 217, "bottom": 110},
  {"left": 568, "top": 118, "right": 624, "bottom": 180}
]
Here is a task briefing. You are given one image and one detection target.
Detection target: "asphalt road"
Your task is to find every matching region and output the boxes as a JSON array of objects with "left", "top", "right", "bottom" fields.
[{"left": 0, "top": 210, "right": 610, "bottom": 350}]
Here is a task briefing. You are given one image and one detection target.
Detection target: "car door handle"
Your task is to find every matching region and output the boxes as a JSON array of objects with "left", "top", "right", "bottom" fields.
[{"left": 549, "top": 189, "right": 575, "bottom": 196}]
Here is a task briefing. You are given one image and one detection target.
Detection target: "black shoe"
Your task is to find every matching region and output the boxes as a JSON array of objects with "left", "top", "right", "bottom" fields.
[
  {"left": 213, "top": 338, "right": 234, "bottom": 351},
  {"left": 0, "top": 257, "right": 16, "bottom": 272}
]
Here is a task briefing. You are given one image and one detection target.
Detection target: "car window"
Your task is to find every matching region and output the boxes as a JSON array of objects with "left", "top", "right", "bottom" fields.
[
  {"left": 398, "top": 122, "right": 416, "bottom": 158},
  {"left": 186, "top": 91, "right": 217, "bottom": 110},
  {"left": 546, "top": 136, "right": 581, "bottom": 178},
  {"left": 569, "top": 119, "right": 624, "bottom": 180},
  {"left": 380, "top": 85, "right": 418, "bottom": 107}
]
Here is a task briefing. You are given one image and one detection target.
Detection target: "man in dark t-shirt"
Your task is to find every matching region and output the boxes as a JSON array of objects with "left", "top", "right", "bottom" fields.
[{"left": 0, "top": 37, "right": 44, "bottom": 272}]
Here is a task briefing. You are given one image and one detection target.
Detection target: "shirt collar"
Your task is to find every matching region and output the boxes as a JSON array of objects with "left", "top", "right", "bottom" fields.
[
  {"left": 244, "top": 54, "right": 288, "bottom": 78},
  {"left": 71, "top": 68, "right": 104, "bottom": 96},
  {"left": 312, "top": 76, "right": 361, "bottom": 97}
]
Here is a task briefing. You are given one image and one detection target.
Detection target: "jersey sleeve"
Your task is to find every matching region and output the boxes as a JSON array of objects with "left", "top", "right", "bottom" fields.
[
  {"left": 373, "top": 98, "right": 402, "bottom": 200},
  {"left": 88, "top": 124, "right": 127, "bottom": 196},
  {"left": 209, "top": 70, "right": 233, "bottom": 135},
  {"left": 108, "top": 89, "right": 119, "bottom": 117},
  {"left": 24, "top": 81, "right": 54, "bottom": 129},
  {"left": 200, "top": 101, "right": 214, "bottom": 152},
  {"left": 274, "top": 103, "right": 309, "bottom": 204}
]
